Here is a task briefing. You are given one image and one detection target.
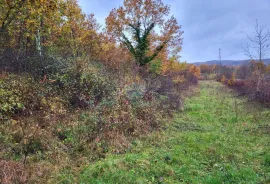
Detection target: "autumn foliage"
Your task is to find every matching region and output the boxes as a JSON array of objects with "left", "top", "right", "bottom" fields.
[
  {"left": 208, "top": 61, "right": 270, "bottom": 105},
  {"left": 106, "top": 0, "right": 183, "bottom": 66},
  {"left": 0, "top": 0, "right": 201, "bottom": 183}
]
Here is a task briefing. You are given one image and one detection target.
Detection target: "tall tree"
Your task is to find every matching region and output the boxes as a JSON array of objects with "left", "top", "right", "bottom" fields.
[
  {"left": 243, "top": 19, "right": 270, "bottom": 92},
  {"left": 106, "top": 0, "right": 183, "bottom": 66}
]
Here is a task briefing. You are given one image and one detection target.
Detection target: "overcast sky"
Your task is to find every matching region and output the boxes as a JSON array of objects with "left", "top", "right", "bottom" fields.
[{"left": 78, "top": 0, "right": 270, "bottom": 63}]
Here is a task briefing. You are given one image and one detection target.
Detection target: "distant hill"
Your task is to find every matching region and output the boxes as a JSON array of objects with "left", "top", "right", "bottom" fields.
[{"left": 193, "top": 59, "right": 270, "bottom": 66}]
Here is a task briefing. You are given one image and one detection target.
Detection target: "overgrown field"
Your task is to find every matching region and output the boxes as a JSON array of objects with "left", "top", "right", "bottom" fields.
[
  {"left": 0, "top": 64, "right": 197, "bottom": 183},
  {"left": 53, "top": 81, "right": 270, "bottom": 184},
  {"left": 1, "top": 1, "right": 269, "bottom": 183}
]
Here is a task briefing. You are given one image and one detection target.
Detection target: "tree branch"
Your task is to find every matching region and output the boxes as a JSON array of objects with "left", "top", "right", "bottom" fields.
[{"left": 0, "top": 0, "right": 26, "bottom": 33}]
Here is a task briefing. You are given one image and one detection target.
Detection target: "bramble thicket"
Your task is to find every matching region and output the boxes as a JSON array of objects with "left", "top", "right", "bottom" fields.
[{"left": 0, "top": 0, "right": 201, "bottom": 183}]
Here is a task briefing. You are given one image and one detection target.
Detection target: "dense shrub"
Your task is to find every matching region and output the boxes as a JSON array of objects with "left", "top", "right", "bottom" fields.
[
  {"left": 0, "top": 74, "right": 66, "bottom": 120},
  {"left": 146, "top": 74, "right": 184, "bottom": 115},
  {"left": 60, "top": 86, "right": 164, "bottom": 155},
  {"left": 0, "top": 0, "right": 200, "bottom": 182},
  {"left": 1, "top": 60, "right": 198, "bottom": 164},
  {"left": 216, "top": 62, "right": 270, "bottom": 106},
  {"left": 52, "top": 60, "right": 116, "bottom": 109}
]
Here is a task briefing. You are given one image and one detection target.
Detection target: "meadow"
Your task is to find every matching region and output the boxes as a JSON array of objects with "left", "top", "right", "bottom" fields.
[{"left": 53, "top": 81, "right": 270, "bottom": 183}]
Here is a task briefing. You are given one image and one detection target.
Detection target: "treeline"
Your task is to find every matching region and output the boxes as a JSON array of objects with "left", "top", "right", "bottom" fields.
[
  {"left": 0, "top": 0, "right": 116, "bottom": 74},
  {"left": 0, "top": 0, "right": 200, "bottom": 74},
  {"left": 199, "top": 61, "right": 270, "bottom": 105},
  {"left": 0, "top": 1, "right": 200, "bottom": 183},
  {"left": 199, "top": 19, "right": 270, "bottom": 106},
  {"left": 0, "top": 0, "right": 200, "bottom": 120}
]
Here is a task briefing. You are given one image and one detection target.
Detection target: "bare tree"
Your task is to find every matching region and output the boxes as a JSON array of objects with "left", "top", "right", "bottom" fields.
[
  {"left": 242, "top": 19, "right": 270, "bottom": 92},
  {"left": 243, "top": 19, "right": 270, "bottom": 61}
]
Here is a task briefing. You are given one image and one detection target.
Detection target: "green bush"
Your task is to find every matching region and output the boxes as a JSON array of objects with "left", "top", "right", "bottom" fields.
[
  {"left": 0, "top": 75, "right": 39, "bottom": 119},
  {"left": 0, "top": 78, "right": 24, "bottom": 119},
  {"left": 53, "top": 61, "right": 116, "bottom": 109},
  {"left": 149, "top": 59, "right": 162, "bottom": 74},
  {"left": 0, "top": 74, "right": 67, "bottom": 120}
]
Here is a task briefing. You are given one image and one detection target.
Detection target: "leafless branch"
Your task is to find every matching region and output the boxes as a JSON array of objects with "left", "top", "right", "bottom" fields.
[{"left": 243, "top": 19, "right": 270, "bottom": 62}]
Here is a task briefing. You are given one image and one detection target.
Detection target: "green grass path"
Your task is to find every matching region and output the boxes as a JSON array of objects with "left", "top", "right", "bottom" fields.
[{"left": 57, "top": 81, "right": 270, "bottom": 184}]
